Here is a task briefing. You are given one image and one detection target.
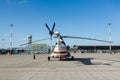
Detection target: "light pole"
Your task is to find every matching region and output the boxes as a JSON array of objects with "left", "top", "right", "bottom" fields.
[
  {"left": 108, "top": 23, "right": 112, "bottom": 54},
  {"left": 10, "top": 24, "right": 13, "bottom": 55},
  {"left": 94, "top": 40, "right": 96, "bottom": 53},
  {"left": 2, "top": 34, "right": 7, "bottom": 49},
  {"left": 2, "top": 38, "right": 5, "bottom": 49}
]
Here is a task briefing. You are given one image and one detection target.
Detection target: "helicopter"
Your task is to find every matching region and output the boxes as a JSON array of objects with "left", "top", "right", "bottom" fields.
[{"left": 45, "top": 23, "right": 112, "bottom": 61}]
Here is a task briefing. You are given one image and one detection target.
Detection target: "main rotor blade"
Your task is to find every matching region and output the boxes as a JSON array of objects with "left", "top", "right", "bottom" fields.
[
  {"left": 19, "top": 43, "right": 28, "bottom": 46},
  {"left": 19, "top": 38, "right": 50, "bottom": 46},
  {"left": 52, "top": 22, "right": 55, "bottom": 32},
  {"left": 32, "top": 38, "right": 50, "bottom": 43},
  {"left": 45, "top": 23, "right": 55, "bottom": 40},
  {"left": 45, "top": 23, "right": 51, "bottom": 32},
  {"left": 62, "top": 36, "right": 112, "bottom": 43}
]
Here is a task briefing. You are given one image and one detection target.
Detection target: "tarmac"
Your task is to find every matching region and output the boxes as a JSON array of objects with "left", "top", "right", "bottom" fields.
[{"left": 0, "top": 53, "right": 120, "bottom": 80}]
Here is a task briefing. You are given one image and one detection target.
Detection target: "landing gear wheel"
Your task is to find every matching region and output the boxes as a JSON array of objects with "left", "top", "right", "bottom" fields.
[
  {"left": 71, "top": 56, "right": 74, "bottom": 60},
  {"left": 59, "top": 57, "right": 62, "bottom": 60},
  {"left": 48, "top": 56, "right": 50, "bottom": 61}
]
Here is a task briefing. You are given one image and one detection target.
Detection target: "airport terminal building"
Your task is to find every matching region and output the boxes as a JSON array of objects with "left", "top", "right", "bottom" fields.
[
  {"left": 74, "top": 45, "right": 120, "bottom": 53},
  {"left": 0, "top": 45, "right": 120, "bottom": 54}
]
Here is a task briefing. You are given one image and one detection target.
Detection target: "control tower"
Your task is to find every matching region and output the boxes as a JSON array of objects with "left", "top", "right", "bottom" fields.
[{"left": 28, "top": 34, "right": 32, "bottom": 44}]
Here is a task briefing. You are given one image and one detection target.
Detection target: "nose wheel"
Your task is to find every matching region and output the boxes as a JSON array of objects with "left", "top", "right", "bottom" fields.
[
  {"left": 48, "top": 56, "right": 50, "bottom": 61},
  {"left": 59, "top": 57, "right": 62, "bottom": 60},
  {"left": 71, "top": 56, "right": 74, "bottom": 60}
]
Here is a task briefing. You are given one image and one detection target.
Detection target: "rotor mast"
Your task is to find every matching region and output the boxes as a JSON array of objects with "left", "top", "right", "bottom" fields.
[{"left": 55, "top": 32, "right": 61, "bottom": 46}]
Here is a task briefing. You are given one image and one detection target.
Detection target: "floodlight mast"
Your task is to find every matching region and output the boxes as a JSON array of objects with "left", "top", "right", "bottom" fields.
[
  {"left": 10, "top": 24, "right": 13, "bottom": 55},
  {"left": 108, "top": 23, "right": 112, "bottom": 54}
]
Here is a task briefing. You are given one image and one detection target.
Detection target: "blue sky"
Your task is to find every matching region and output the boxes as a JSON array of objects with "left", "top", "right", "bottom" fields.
[{"left": 0, "top": 0, "right": 120, "bottom": 48}]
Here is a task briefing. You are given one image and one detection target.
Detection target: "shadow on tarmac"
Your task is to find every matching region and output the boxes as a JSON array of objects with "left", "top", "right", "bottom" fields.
[
  {"left": 61, "top": 58, "right": 111, "bottom": 65},
  {"left": 75, "top": 58, "right": 111, "bottom": 66},
  {"left": 59, "top": 57, "right": 93, "bottom": 65},
  {"left": 76, "top": 58, "right": 93, "bottom": 65}
]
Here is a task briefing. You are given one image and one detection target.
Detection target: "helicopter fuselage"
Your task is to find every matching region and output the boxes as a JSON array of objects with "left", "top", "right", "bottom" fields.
[
  {"left": 50, "top": 43, "right": 71, "bottom": 58},
  {"left": 49, "top": 32, "right": 71, "bottom": 58}
]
